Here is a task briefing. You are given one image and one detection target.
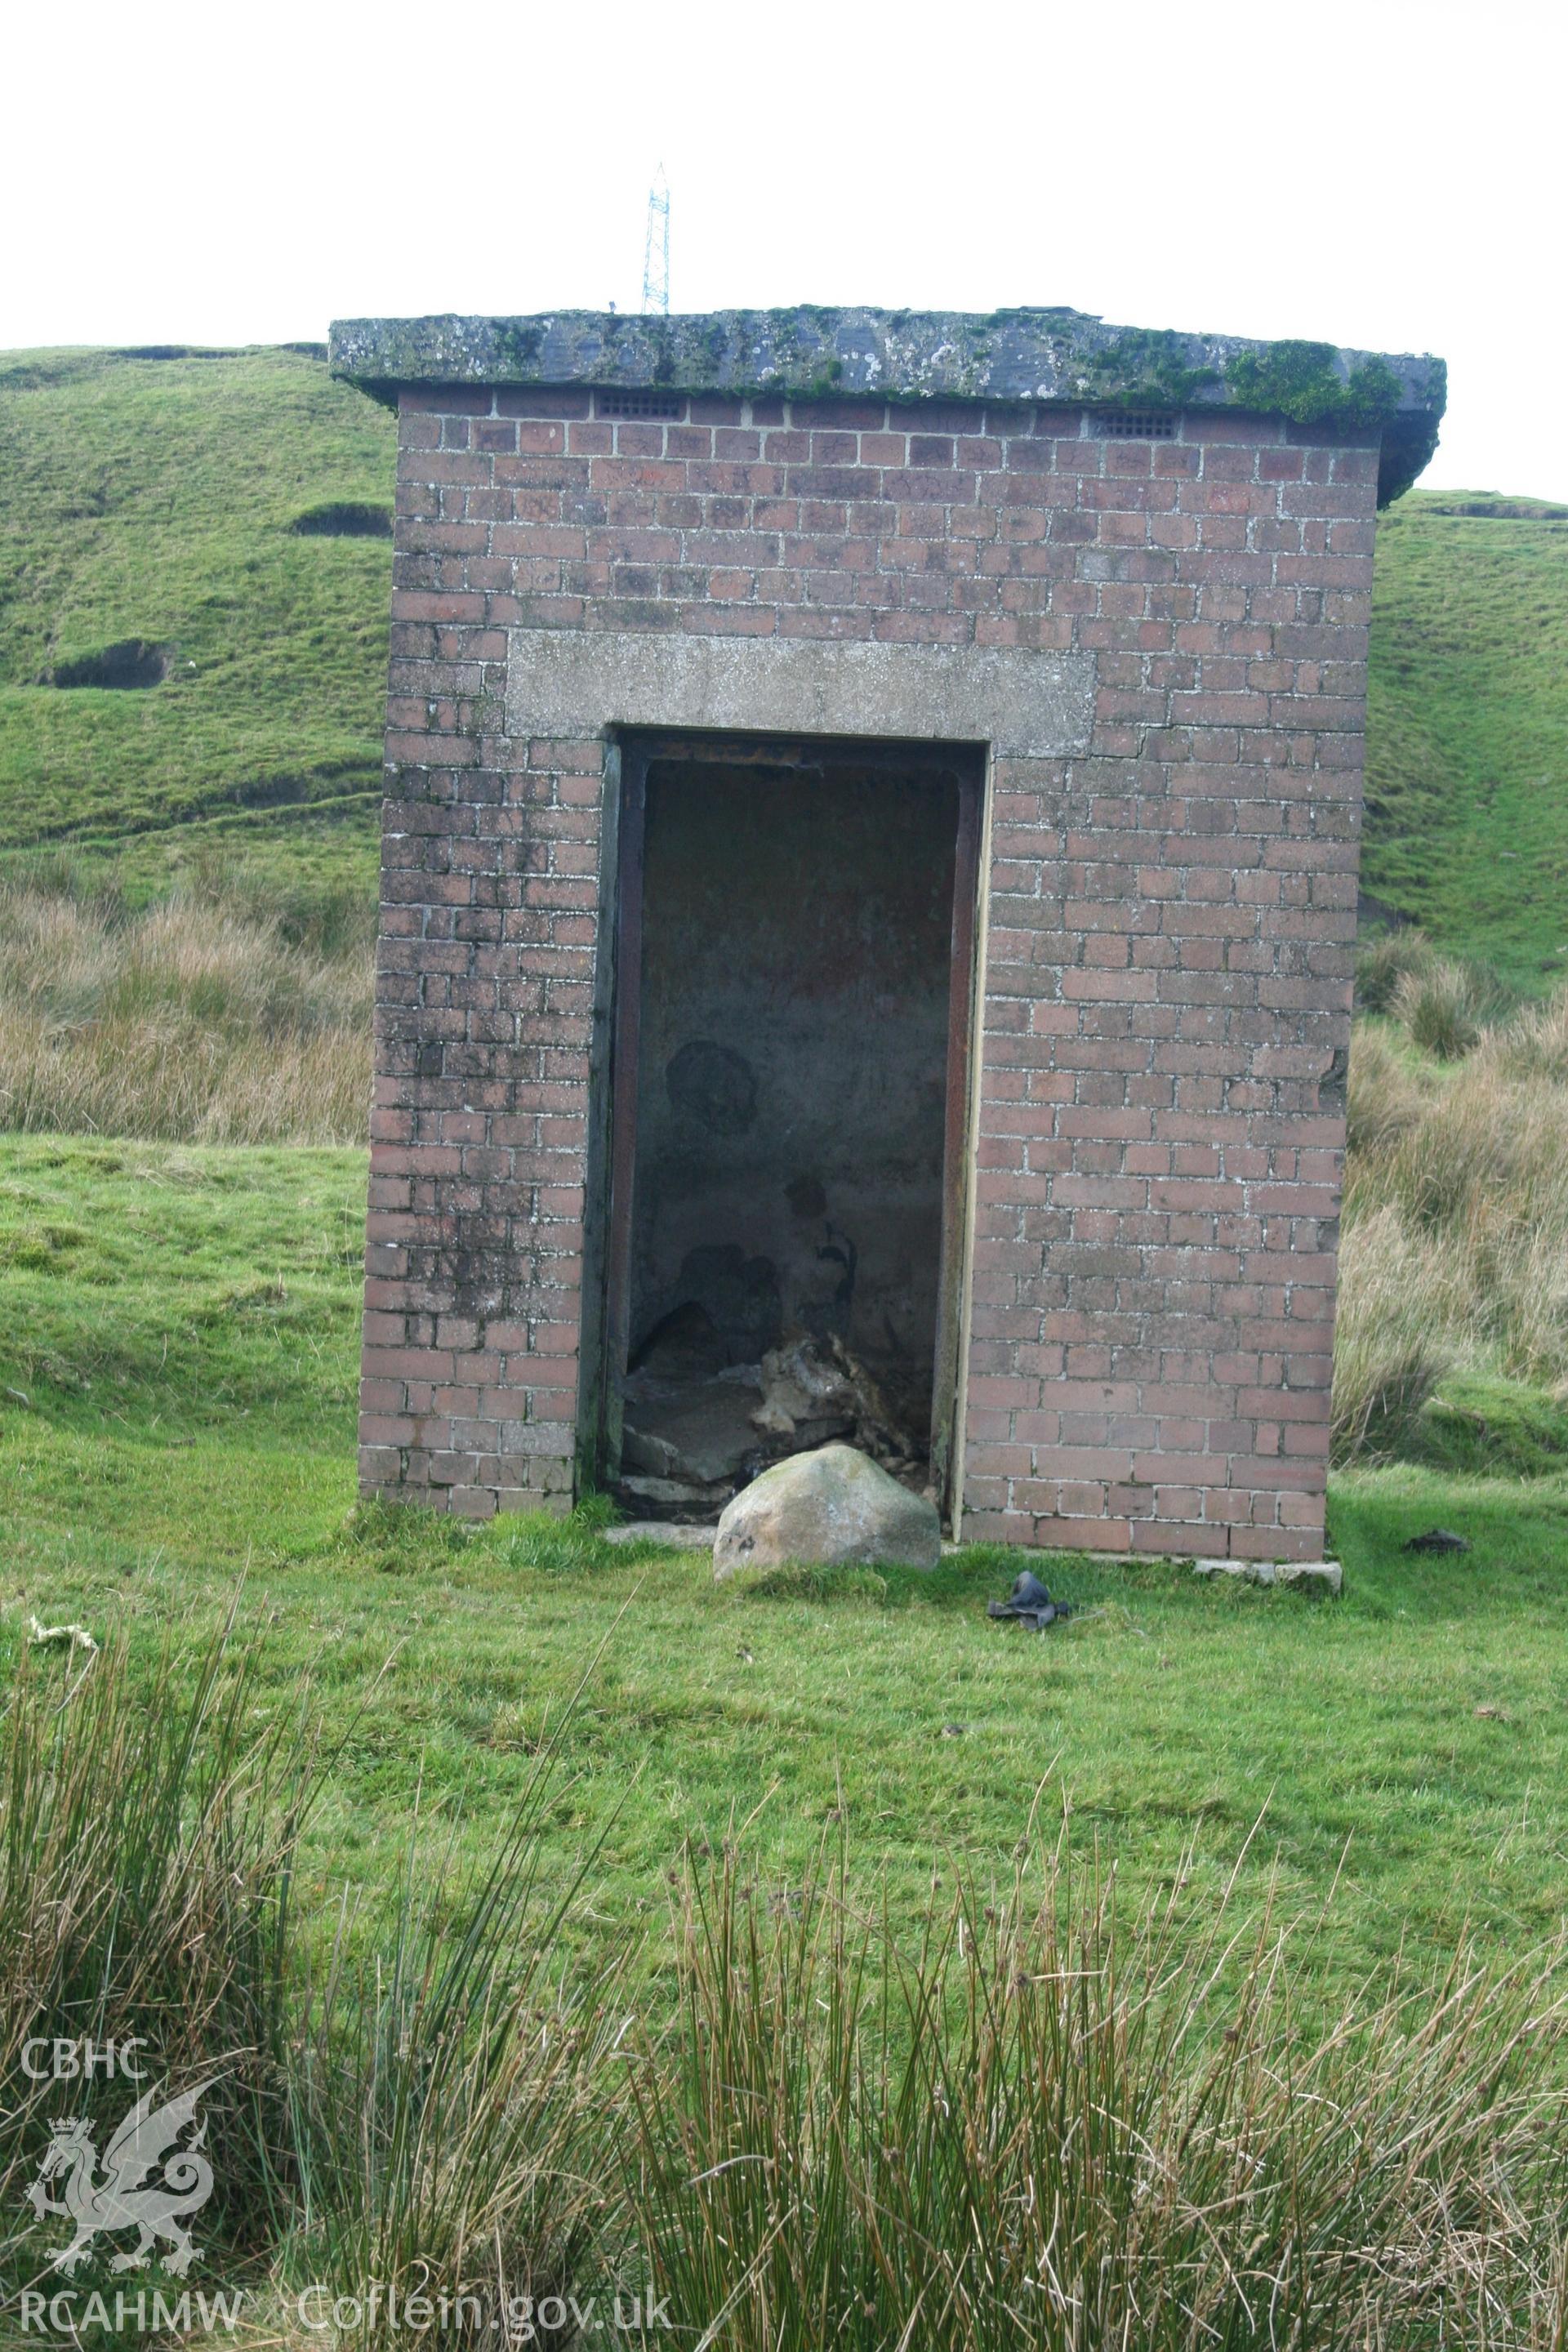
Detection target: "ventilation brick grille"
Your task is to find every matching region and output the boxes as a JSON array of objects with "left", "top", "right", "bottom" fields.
[
  {"left": 1094, "top": 411, "right": 1177, "bottom": 439},
  {"left": 596, "top": 389, "right": 687, "bottom": 421}
]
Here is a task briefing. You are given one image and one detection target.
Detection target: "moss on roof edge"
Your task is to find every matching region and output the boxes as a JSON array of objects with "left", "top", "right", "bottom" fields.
[{"left": 328, "top": 307, "right": 1446, "bottom": 506}]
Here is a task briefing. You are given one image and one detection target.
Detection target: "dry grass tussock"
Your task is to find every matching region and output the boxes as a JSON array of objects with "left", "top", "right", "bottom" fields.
[
  {"left": 0, "top": 1619, "right": 305, "bottom": 2247},
  {"left": 1, "top": 1615, "right": 622, "bottom": 2333},
  {"left": 626, "top": 1843, "right": 1568, "bottom": 2352},
  {"left": 1357, "top": 927, "right": 1517, "bottom": 1062},
  {"left": 1336, "top": 952, "right": 1568, "bottom": 1459},
  {"left": 0, "top": 873, "right": 372, "bottom": 1144},
  {"left": 9, "top": 1633, "right": 1568, "bottom": 2347}
]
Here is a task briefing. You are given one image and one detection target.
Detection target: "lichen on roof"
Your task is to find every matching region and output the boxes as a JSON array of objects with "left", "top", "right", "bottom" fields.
[{"left": 328, "top": 305, "right": 1446, "bottom": 506}]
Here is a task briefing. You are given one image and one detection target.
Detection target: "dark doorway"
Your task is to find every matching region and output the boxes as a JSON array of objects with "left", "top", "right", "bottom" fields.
[{"left": 595, "top": 734, "right": 982, "bottom": 1526}]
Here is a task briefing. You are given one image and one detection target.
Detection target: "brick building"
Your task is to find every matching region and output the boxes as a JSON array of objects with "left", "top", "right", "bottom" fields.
[{"left": 330, "top": 306, "right": 1444, "bottom": 1560}]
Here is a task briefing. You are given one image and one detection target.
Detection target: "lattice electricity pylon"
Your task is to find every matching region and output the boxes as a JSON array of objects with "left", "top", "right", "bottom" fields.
[{"left": 641, "top": 167, "right": 670, "bottom": 316}]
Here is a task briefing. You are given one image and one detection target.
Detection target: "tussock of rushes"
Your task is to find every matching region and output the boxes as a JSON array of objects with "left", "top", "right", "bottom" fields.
[
  {"left": 1335, "top": 992, "right": 1568, "bottom": 1459},
  {"left": 0, "top": 1607, "right": 621, "bottom": 2327},
  {"left": 1355, "top": 924, "right": 1438, "bottom": 1015},
  {"left": 1345, "top": 1019, "right": 1435, "bottom": 1157},
  {"left": 1393, "top": 956, "right": 1487, "bottom": 1060},
  {"left": 0, "top": 882, "right": 372, "bottom": 1143},
  {"left": 286, "top": 1801, "right": 625, "bottom": 2342},
  {"left": 1486, "top": 985, "right": 1568, "bottom": 1085},
  {"left": 1356, "top": 926, "right": 1517, "bottom": 1041},
  {"left": 625, "top": 1846, "right": 1568, "bottom": 2352},
  {"left": 0, "top": 1619, "right": 310, "bottom": 2249},
  {"left": 1333, "top": 1207, "right": 1457, "bottom": 1461}
]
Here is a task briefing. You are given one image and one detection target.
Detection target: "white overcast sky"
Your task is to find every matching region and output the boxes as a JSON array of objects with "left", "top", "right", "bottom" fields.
[{"left": 5, "top": 0, "right": 1563, "bottom": 499}]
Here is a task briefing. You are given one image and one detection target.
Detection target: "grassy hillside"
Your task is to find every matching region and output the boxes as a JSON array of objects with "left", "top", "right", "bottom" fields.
[
  {"left": 1365, "top": 491, "right": 1568, "bottom": 986},
  {"left": 2, "top": 346, "right": 1566, "bottom": 980},
  {"left": 0, "top": 345, "right": 394, "bottom": 894}
]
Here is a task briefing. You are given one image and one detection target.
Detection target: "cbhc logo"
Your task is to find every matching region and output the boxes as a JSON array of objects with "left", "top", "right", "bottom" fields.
[{"left": 20, "top": 2040, "right": 147, "bottom": 2082}]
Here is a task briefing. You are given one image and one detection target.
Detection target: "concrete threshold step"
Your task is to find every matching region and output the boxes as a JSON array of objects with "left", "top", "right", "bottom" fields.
[
  {"left": 604, "top": 1521, "right": 1342, "bottom": 1594},
  {"left": 1191, "top": 1557, "right": 1343, "bottom": 1594}
]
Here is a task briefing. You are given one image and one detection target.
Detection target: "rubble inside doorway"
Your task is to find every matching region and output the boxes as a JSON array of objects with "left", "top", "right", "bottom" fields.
[{"left": 617, "top": 1308, "right": 927, "bottom": 1521}]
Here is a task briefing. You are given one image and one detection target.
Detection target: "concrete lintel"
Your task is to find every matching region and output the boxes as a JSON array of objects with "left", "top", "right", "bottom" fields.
[{"left": 504, "top": 629, "right": 1096, "bottom": 760}]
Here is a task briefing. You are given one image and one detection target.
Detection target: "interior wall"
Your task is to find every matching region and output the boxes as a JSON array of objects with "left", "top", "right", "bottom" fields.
[{"left": 628, "top": 755, "right": 962, "bottom": 1432}]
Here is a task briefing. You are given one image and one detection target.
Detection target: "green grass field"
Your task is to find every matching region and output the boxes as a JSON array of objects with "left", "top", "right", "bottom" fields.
[{"left": 1, "top": 1134, "right": 1564, "bottom": 2011}]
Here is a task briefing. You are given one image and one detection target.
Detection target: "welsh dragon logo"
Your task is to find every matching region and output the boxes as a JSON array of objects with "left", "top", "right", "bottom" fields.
[{"left": 24, "top": 2080, "right": 216, "bottom": 2275}]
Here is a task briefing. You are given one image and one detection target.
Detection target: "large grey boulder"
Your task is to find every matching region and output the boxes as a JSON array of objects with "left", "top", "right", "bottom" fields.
[{"left": 713, "top": 1443, "right": 940, "bottom": 1579}]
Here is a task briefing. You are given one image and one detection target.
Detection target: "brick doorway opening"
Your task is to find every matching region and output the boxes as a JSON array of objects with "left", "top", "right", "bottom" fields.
[{"left": 586, "top": 733, "right": 984, "bottom": 1528}]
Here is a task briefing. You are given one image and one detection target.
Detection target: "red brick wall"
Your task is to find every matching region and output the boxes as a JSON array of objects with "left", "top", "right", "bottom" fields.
[{"left": 361, "top": 388, "right": 1378, "bottom": 1558}]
